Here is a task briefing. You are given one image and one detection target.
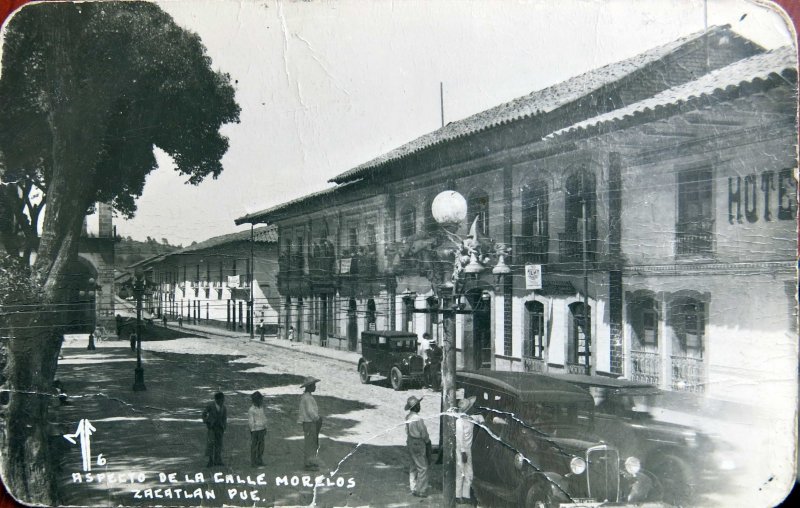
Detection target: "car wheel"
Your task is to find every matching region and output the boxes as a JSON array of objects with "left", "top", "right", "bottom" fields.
[
  {"left": 358, "top": 363, "right": 371, "bottom": 384},
  {"left": 524, "top": 485, "right": 554, "bottom": 508},
  {"left": 648, "top": 454, "right": 692, "bottom": 506},
  {"left": 390, "top": 366, "right": 405, "bottom": 391}
]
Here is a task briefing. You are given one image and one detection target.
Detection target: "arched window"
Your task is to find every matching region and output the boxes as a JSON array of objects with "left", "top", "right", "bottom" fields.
[
  {"left": 564, "top": 171, "right": 597, "bottom": 261},
  {"left": 467, "top": 191, "right": 490, "bottom": 235},
  {"left": 400, "top": 206, "right": 417, "bottom": 238},
  {"left": 521, "top": 181, "right": 549, "bottom": 263},
  {"left": 524, "top": 301, "right": 545, "bottom": 359},
  {"left": 568, "top": 302, "right": 591, "bottom": 366}
]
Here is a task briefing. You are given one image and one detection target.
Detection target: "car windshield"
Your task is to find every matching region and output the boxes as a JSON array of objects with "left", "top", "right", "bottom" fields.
[
  {"left": 518, "top": 402, "right": 594, "bottom": 436},
  {"left": 390, "top": 338, "right": 417, "bottom": 352},
  {"left": 594, "top": 387, "right": 662, "bottom": 417}
]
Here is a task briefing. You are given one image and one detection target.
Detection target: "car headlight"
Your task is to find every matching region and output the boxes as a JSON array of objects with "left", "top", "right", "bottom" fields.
[
  {"left": 570, "top": 457, "right": 586, "bottom": 475},
  {"left": 683, "top": 430, "right": 698, "bottom": 448},
  {"left": 514, "top": 453, "right": 525, "bottom": 470},
  {"left": 624, "top": 456, "right": 641, "bottom": 475}
]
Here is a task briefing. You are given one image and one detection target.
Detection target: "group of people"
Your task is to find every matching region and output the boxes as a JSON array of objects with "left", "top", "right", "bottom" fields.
[
  {"left": 200, "top": 376, "right": 323, "bottom": 470},
  {"left": 404, "top": 394, "right": 484, "bottom": 504}
]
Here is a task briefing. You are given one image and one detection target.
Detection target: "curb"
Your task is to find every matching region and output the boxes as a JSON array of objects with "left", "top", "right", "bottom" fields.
[{"left": 164, "top": 324, "right": 359, "bottom": 367}]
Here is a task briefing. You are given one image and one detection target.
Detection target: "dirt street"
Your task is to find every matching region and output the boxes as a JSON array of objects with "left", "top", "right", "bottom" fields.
[{"left": 54, "top": 334, "right": 444, "bottom": 507}]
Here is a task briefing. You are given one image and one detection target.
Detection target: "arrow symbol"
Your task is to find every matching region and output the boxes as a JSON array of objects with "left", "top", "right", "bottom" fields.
[{"left": 64, "top": 419, "right": 96, "bottom": 471}]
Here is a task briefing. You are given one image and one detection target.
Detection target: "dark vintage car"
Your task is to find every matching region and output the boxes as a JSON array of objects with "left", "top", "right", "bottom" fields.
[
  {"left": 547, "top": 373, "right": 738, "bottom": 506},
  {"left": 457, "top": 370, "right": 654, "bottom": 508},
  {"left": 358, "top": 330, "right": 425, "bottom": 390}
]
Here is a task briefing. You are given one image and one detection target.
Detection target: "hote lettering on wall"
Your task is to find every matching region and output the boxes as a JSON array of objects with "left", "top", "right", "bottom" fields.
[{"left": 728, "top": 168, "right": 796, "bottom": 224}]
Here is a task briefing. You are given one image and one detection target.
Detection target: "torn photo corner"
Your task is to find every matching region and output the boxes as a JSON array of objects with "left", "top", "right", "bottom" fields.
[{"left": 0, "top": 0, "right": 797, "bottom": 506}]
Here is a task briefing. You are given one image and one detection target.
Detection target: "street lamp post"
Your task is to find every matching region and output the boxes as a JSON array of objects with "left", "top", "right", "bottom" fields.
[
  {"left": 81, "top": 278, "right": 97, "bottom": 351},
  {"left": 429, "top": 190, "right": 511, "bottom": 508},
  {"left": 132, "top": 269, "right": 147, "bottom": 392}
]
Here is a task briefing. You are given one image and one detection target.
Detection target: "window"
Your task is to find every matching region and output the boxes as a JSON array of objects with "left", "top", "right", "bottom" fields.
[
  {"left": 348, "top": 226, "right": 358, "bottom": 256},
  {"left": 677, "top": 167, "right": 713, "bottom": 256},
  {"left": 365, "top": 224, "right": 376, "bottom": 252},
  {"left": 670, "top": 298, "right": 705, "bottom": 357},
  {"left": 564, "top": 171, "right": 596, "bottom": 261},
  {"left": 524, "top": 301, "right": 545, "bottom": 359},
  {"left": 423, "top": 195, "right": 437, "bottom": 232},
  {"left": 401, "top": 206, "right": 416, "bottom": 238},
  {"left": 628, "top": 295, "right": 659, "bottom": 348},
  {"left": 467, "top": 191, "right": 489, "bottom": 235},
  {"left": 568, "top": 302, "right": 591, "bottom": 365},
  {"left": 521, "top": 182, "right": 549, "bottom": 263}
]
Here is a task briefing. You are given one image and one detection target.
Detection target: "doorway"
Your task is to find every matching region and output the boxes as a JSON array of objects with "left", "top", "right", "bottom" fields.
[
  {"left": 347, "top": 298, "right": 358, "bottom": 351},
  {"left": 465, "top": 289, "right": 492, "bottom": 370}
]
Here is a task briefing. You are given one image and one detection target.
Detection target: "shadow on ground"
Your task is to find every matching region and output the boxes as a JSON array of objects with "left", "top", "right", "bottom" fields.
[{"left": 51, "top": 345, "right": 435, "bottom": 507}]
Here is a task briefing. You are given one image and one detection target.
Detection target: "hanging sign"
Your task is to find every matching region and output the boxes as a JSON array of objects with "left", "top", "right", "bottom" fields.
[
  {"left": 339, "top": 258, "right": 352, "bottom": 274},
  {"left": 525, "top": 264, "right": 542, "bottom": 290},
  {"left": 227, "top": 275, "right": 241, "bottom": 288}
]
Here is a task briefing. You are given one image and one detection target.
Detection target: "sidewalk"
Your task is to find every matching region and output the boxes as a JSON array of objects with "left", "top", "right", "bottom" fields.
[
  {"left": 162, "top": 321, "right": 362, "bottom": 365},
  {"left": 54, "top": 333, "right": 442, "bottom": 507}
]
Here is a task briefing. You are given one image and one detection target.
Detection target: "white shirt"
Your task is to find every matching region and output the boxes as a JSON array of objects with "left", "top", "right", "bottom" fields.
[
  {"left": 456, "top": 415, "right": 485, "bottom": 453},
  {"left": 248, "top": 405, "right": 267, "bottom": 431},
  {"left": 297, "top": 392, "right": 319, "bottom": 423}
]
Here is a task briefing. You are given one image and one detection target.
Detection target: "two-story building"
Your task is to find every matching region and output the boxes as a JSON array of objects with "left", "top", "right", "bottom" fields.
[
  {"left": 236, "top": 26, "right": 796, "bottom": 405},
  {"left": 133, "top": 225, "right": 280, "bottom": 333}
]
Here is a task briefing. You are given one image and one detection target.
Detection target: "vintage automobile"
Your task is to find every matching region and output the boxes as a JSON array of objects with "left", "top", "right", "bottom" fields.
[
  {"left": 357, "top": 330, "right": 425, "bottom": 390},
  {"left": 547, "top": 373, "right": 738, "bottom": 506},
  {"left": 457, "top": 370, "right": 654, "bottom": 507}
]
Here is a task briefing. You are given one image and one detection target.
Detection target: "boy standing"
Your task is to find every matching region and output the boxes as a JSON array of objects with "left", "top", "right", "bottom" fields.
[{"left": 248, "top": 391, "right": 267, "bottom": 466}]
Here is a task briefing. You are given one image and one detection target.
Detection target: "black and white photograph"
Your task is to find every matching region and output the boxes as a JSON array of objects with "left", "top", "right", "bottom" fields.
[{"left": 0, "top": 0, "right": 797, "bottom": 506}]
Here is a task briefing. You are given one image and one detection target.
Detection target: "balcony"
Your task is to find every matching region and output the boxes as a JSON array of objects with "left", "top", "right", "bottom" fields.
[
  {"left": 558, "top": 231, "right": 596, "bottom": 263},
  {"left": 670, "top": 355, "right": 705, "bottom": 392},
  {"left": 630, "top": 350, "right": 661, "bottom": 385},
  {"left": 513, "top": 234, "right": 548, "bottom": 265},
  {"left": 675, "top": 220, "right": 714, "bottom": 257}
]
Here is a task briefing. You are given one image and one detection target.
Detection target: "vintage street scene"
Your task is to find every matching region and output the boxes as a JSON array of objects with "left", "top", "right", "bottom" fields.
[{"left": 0, "top": 1, "right": 797, "bottom": 507}]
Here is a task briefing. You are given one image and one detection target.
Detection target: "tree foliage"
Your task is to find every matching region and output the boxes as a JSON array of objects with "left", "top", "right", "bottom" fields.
[
  {"left": 0, "top": 0, "right": 240, "bottom": 258},
  {"left": 0, "top": 2, "right": 240, "bottom": 503}
]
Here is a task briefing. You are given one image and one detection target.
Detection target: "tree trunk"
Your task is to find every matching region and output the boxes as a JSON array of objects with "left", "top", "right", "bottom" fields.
[{"left": 1, "top": 62, "right": 94, "bottom": 501}]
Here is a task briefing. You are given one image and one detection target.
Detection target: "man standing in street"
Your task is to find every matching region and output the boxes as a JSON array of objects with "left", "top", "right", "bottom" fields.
[
  {"left": 258, "top": 318, "right": 266, "bottom": 341},
  {"left": 202, "top": 392, "right": 227, "bottom": 467},
  {"left": 297, "top": 377, "right": 322, "bottom": 470},
  {"left": 456, "top": 396, "right": 484, "bottom": 505},
  {"left": 405, "top": 395, "right": 431, "bottom": 498}
]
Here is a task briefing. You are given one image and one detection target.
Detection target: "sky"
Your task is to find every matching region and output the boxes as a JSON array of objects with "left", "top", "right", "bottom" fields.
[{"left": 90, "top": 0, "right": 795, "bottom": 245}]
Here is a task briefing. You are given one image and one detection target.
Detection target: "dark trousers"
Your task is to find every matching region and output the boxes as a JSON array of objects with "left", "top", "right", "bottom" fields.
[
  {"left": 250, "top": 429, "right": 265, "bottom": 466},
  {"left": 302, "top": 421, "right": 320, "bottom": 466},
  {"left": 206, "top": 428, "right": 224, "bottom": 465}
]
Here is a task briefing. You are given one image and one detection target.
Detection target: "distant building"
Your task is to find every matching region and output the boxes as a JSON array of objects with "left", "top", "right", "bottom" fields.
[
  {"left": 236, "top": 26, "right": 797, "bottom": 405},
  {"left": 132, "top": 226, "right": 279, "bottom": 333}
]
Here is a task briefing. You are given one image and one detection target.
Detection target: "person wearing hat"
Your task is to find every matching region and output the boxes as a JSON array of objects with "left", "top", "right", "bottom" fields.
[
  {"left": 248, "top": 391, "right": 268, "bottom": 466},
  {"left": 202, "top": 392, "right": 227, "bottom": 467},
  {"left": 297, "top": 377, "right": 322, "bottom": 470},
  {"left": 404, "top": 395, "right": 431, "bottom": 498},
  {"left": 455, "top": 396, "right": 484, "bottom": 505}
]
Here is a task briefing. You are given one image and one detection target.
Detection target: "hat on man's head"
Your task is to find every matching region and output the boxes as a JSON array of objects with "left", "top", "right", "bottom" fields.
[
  {"left": 251, "top": 391, "right": 263, "bottom": 402},
  {"left": 405, "top": 395, "right": 424, "bottom": 411},
  {"left": 457, "top": 396, "right": 476, "bottom": 413},
  {"left": 299, "top": 377, "right": 320, "bottom": 389}
]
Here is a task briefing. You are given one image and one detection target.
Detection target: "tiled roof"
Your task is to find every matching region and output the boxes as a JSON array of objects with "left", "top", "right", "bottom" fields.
[
  {"left": 545, "top": 45, "right": 797, "bottom": 139},
  {"left": 234, "top": 180, "right": 360, "bottom": 225},
  {"left": 167, "top": 225, "right": 278, "bottom": 257},
  {"left": 330, "top": 25, "right": 745, "bottom": 184}
]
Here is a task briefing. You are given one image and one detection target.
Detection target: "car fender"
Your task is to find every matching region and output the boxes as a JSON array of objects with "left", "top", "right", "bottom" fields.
[
  {"left": 520, "top": 471, "right": 571, "bottom": 504},
  {"left": 358, "top": 358, "right": 371, "bottom": 374}
]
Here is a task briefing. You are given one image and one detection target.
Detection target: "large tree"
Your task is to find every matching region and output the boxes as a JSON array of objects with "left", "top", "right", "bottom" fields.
[{"left": 0, "top": 1, "right": 240, "bottom": 503}]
